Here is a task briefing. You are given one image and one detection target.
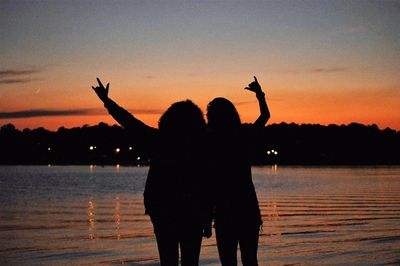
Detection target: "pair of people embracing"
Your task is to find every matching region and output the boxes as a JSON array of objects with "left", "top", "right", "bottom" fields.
[{"left": 92, "top": 76, "right": 270, "bottom": 266}]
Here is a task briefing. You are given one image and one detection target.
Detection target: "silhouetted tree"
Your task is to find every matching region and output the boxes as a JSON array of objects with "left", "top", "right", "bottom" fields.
[{"left": 1, "top": 122, "right": 399, "bottom": 165}]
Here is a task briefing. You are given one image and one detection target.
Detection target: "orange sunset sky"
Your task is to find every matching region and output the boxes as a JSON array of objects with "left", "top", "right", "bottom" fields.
[{"left": 1, "top": 1, "right": 399, "bottom": 130}]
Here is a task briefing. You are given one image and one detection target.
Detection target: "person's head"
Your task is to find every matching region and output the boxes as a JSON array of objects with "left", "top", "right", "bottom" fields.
[
  {"left": 158, "top": 100, "right": 206, "bottom": 136},
  {"left": 207, "top": 97, "right": 241, "bottom": 131}
]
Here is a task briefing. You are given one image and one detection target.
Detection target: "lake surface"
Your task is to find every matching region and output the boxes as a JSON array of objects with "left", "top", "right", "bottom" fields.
[{"left": 0, "top": 165, "right": 399, "bottom": 265}]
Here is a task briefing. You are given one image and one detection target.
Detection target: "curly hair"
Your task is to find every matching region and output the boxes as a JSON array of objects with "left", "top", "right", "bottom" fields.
[{"left": 158, "top": 100, "right": 206, "bottom": 135}]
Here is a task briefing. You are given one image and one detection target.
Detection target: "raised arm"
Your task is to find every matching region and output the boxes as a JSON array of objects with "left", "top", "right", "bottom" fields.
[
  {"left": 244, "top": 76, "right": 270, "bottom": 128},
  {"left": 92, "top": 77, "right": 157, "bottom": 136}
]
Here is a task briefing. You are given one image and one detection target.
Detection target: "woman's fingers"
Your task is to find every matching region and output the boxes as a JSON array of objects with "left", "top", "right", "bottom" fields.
[{"left": 96, "top": 78, "right": 104, "bottom": 88}]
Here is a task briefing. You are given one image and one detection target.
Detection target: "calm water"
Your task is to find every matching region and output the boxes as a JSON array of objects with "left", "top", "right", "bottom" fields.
[{"left": 0, "top": 165, "right": 399, "bottom": 265}]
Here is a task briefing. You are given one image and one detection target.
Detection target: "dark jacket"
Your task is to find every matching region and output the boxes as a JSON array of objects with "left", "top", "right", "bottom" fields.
[{"left": 209, "top": 124, "right": 263, "bottom": 228}]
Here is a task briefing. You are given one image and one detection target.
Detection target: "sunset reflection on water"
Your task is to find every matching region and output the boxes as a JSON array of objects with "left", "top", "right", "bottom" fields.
[
  {"left": 88, "top": 200, "right": 95, "bottom": 240},
  {"left": 0, "top": 165, "right": 399, "bottom": 265},
  {"left": 115, "top": 196, "right": 121, "bottom": 240}
]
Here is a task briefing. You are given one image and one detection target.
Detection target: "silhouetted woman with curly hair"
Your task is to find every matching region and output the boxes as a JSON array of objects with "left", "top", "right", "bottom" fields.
[{"left": 92, "top": 78, "right": 211, "bottom": 266}]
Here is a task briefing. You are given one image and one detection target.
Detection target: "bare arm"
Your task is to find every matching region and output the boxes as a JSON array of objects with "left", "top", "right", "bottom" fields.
[
  {"left": 245, "top": 76, "right": 270, "bottom": 128},
  {"left": 92, "top": 78, "right": 157, "bottom": 136}
]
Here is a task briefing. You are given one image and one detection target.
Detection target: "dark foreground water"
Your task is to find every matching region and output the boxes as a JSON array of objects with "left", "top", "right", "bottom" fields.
[{"left": 0, "top": 165, "right": 399, "bottom": 265}]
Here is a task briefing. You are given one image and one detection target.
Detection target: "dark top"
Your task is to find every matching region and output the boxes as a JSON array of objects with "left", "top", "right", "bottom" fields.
[
  {"left": 209, "top": 124, "right": 263, "bottom": 228},
  {"left": 104, "top": 99, "right": 210, "bottom": 223}
]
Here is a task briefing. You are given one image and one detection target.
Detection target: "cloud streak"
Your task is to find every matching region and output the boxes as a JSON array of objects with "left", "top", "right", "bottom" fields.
[
  {"left": 233, "top": 100, "right": 256, "bottom": 106},
  {"left": 0, "top": 78, "right": 42, "bottom": 84},
  {"left": 0, "top": 109, "right": 97, "bottom": 119},
  {"left": 0, "top": 108, "right": 163, "bottom": 119},
  {"left": 312, "top": 67, "right": 349, "bottom": 73},
  {"left": 127, "top": 108, "right": 163, "bottom": 114},
  {"left": 0, "top": 69, "right": 41, "bottom": 77},
  {"left": 0, "top": 67, "right": 43, "bottom": 84}
]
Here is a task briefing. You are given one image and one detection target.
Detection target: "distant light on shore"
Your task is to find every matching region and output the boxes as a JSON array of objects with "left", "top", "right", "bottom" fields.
[{"left": 267, "top": 149, "right": 278, "bottom": 156}]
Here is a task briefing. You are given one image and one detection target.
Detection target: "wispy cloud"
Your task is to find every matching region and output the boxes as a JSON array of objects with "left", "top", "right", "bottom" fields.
[
  {"left": 0, "top": 108, "right": 163, "bottom": 119},
  {"left": 128, "top": 108, "right": 163, "bottom": 114},
  {"left": 0, "top": 78, "right": 42, "bottom": 84},
  {"left": 0, "top": 67, "right": 43, "bottom": 84},
  {"left": 312, "top": 67, "right": 349, "bottom": 73},
  {"left": 233, "top": 100, "right": 255, "bottom": 106},
  {"left": 234, "top": 97, "right": 282, "bottom": 106},
  {"left": 0, "top": 109, "right": 97, "bottom": 119},
  {"left": 0, "top": 68, "right": 41, "bottom": 77},
  {"left": 339, "top": 26, "right": 370, "bottom": 34}
]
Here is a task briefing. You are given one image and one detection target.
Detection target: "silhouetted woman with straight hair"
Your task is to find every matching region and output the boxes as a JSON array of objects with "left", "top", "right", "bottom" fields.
[
  {"left": 92, "top": 78, "right": 211, "bottom": 266},
  {"left": 207, "top": 77, "right": 270, "bottom": 266}
]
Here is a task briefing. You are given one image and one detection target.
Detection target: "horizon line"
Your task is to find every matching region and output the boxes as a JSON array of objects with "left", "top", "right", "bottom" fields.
[{"left": 1, "top": 121, "right": 398, "bottom": 133}]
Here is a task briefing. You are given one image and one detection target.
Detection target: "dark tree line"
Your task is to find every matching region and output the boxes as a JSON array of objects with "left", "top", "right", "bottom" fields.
[
  {"left": 0, "top": 122, "right": 399, "bottom": 165},
  {"left": 259, "top": 122, "right": 399, "bottom": 165},
  {"left": 0, "top": 123, "right": 148, "bottom": 165}
]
